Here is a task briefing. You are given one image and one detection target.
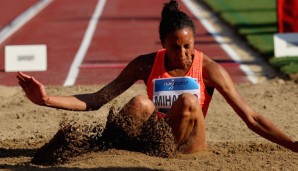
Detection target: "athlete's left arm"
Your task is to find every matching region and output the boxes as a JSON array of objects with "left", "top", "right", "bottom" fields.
[{"left": 202, "top": 54, "right": 298, "bottom": 152}]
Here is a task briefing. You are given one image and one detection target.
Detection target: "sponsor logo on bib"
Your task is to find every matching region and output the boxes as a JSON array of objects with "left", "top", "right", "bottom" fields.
[{"left": 153, "top": 77, "right": 200, "bottom": 109}]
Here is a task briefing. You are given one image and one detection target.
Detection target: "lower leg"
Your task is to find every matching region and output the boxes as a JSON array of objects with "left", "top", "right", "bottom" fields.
[
  {"left": 179, "top": 110, "right": 207, "bottom": 153},
  {"left": 167, "top": 94, "right": 207, "bottom": 153}
]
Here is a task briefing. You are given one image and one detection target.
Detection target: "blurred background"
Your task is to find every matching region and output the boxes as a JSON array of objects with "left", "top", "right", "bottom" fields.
[{"left": 0, "top": 0, "right": 297, "bottom": 86}]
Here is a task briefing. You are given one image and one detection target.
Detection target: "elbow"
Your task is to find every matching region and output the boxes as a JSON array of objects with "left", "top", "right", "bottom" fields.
[
  {"left": 75, "top": 93, "right": 102, "bottom": 111},
  {"left": 86, "top": 103, "right": 101, "bottom": 111}
]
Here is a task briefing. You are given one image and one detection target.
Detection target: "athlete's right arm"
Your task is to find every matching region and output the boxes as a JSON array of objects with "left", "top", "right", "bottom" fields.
[
  {"left": 17, "top": 71, "right": 98, "bottom": 111},
  {"left": 16, "top": 53, "right": 155, "bottom": 111}
]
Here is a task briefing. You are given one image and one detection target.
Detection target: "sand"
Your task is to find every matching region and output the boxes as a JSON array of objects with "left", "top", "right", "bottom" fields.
[{"left": 0, "top": 79, "right": 298, "bottom": 170}]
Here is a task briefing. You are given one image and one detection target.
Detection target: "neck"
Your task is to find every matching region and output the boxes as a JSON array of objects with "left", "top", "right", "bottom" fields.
[{"left": 164, "top": 55, "right": 193, "bottom": 77}]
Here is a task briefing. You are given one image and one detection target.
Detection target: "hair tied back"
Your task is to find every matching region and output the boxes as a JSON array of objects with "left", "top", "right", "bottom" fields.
[{"left": 162, "top": 0, "right": 179, "bottom": 19}]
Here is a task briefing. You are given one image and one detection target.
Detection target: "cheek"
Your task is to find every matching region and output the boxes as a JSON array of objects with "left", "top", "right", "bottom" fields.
[{"left": 186, "top": 49, "right": 194, "bottom": 57}]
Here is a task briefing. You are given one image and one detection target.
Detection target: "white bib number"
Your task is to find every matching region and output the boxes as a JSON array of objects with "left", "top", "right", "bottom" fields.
[{"left": 153, "top": 77, "right": 200, "bottom": 109}]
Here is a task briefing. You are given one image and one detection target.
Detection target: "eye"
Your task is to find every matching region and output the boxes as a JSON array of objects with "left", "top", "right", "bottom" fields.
[
  {"left": 172, "top": 45, "right": 180, "bottom": 50},
  {"left": 184, "top": 44, "right": 190, "bottom": 49}
]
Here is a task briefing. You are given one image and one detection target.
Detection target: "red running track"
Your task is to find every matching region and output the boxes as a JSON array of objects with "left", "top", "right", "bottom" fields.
[
  {"left": 0, "top": 0, "right": 249, "bottom": 86},
  {"left": 0, "top": 0, "right": 39, "bottom": 29}
]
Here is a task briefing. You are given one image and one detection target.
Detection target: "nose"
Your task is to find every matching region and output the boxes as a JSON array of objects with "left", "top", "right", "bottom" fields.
[{"left": 178, "top": 47, "right": 186, "bottom": 57}]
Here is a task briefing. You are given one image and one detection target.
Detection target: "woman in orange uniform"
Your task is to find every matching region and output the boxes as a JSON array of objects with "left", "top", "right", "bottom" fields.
[{"left": 17, "top": 0, "right": 297, "bottom": 153}]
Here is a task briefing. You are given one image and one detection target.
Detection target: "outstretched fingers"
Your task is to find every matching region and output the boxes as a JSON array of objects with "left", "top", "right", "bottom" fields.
[
  {"left": 17, "top": 71, "right": 31, "bottom": 82},
  {"left": 17, "top": 72, "right": 30, "bottom": 92},
  {"left": 17, "top": 72, "right": 43, "bottom": 89},
  {"left": 18, "top": 79, "right": 27, "bottom": 91},
  {"left": 30, "top": 76, "right": 43, "bottom": 87}
]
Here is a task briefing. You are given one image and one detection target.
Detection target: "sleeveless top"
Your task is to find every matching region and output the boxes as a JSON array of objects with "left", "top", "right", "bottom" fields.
[{"left": 146, "top": 49, "right": 212, "bottom": 117}]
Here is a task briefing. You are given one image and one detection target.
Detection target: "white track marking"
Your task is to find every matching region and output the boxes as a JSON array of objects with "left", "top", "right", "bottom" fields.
[
  {"left": 182, "top": 0, "right": 258, "bottom": 84},
  {"left": 80, "top": 63, "right": 127, "bottom": 69},
  {"left": 64, "top": 0, "right": 106, "bottom": 86},
  {"left": 0, "top": 0, "right": 53, "bottom": 44}
]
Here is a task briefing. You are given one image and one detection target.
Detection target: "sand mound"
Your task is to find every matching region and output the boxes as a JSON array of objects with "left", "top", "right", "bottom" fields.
[
  {"left": 31, "top": 107, "right": 176, "bottom": 165},
  {"left": 1, "top": 80, "right": 297, "bottom": 170},
  {"left": 31, "top": 120, "right": 104, "bottom": 165}
]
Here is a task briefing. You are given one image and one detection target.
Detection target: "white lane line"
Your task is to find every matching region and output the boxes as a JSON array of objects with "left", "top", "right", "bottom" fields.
[
  {"left": 0, "top": 0, "right": 53, "bottom": 44},
  {"left": 63, "top": 0, "right": 106, "bottom": 86},
  {"left": 80, "top": 63, "right": 127, "bottom": 69},
  {"left": 182, "top": 0, "right": 258, "bottom": 84}
]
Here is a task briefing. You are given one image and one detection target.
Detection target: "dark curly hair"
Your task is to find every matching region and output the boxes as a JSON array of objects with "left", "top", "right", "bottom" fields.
[{"left": 159, "top": 0, "right": 196, "bottom": 43}]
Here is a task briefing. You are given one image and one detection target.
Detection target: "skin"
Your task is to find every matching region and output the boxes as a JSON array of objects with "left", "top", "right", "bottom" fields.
[{"left": 17, "top": 28, "right": 298, "bottom": 153}]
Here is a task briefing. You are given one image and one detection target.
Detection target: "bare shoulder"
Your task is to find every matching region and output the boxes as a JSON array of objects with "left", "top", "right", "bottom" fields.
[
  {"left": 202, "top": 54, "right": 224, "bottom": 85},
  {"left": 118, "top": 52, "right": 156, "bottom": 82},
  {"left": 133, "top": 52, "right": 156, "bottom": 68},
  {"left": 202, "top": 54, "right": 235, "bottom": 90}
]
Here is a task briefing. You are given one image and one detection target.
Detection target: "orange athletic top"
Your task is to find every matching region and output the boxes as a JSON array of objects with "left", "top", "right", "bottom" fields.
[{"left": 146, "top": 49, "right": 212, "bottom": 117}]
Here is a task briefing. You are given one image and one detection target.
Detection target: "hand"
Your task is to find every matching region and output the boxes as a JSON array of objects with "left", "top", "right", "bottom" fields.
[{"left": 16, "top": 71, "right": 49, "bottom": 106}]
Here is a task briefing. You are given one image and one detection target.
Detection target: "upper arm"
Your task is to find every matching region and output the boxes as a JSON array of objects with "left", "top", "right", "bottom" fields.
[
  {"left": 202, "top": 55, "right": 255, "bottom": 123},
  {"left": 85, "top": 53, "right": 155, "bottom": 110},
  {"left": 115, "top": 53, "right": 155, "bottom": 84}
]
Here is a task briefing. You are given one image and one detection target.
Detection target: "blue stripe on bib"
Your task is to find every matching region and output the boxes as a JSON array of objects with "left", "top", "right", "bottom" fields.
[{"left": 154, "top": 77, "right": 199, "bottom": 92}]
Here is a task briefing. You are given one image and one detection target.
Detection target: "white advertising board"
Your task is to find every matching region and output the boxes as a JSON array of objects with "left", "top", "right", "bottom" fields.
[
  {"left": 5, "top": 44, "right": 47, "bottom": 72},
  {"left": 274, "top": 33, "right": 298, "bottom": 57}
]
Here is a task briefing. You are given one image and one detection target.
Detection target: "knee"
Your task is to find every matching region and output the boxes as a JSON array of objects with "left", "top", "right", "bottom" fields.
[
  {"left": 129, "top": 95, "right": 151, "bottom": 107},
  {"left": 120, "top": 95, "right": 155, "bottom": 121},
  {"left": 173, "top": 93, "right": 203, "bottom": 121},
  {"left": 178, "top": 93, "right": 200, "bottom": 112},
  {"left": 128, "top": 95, "right": 155, "bottom": 113}
]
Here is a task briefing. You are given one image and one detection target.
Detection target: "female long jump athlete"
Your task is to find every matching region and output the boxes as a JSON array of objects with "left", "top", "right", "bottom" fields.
[{"left": 17, "top": 0, "right": 297, "bottom": 153}]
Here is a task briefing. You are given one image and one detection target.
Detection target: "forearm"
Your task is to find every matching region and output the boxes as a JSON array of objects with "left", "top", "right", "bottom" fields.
[
  {"left": 248, "top": 114, "right": 295, "bottom": 150},
  {"left": 222, "top": 89, "right": 295, "bottom": 150},
  {"left": 43, "top": 82, "right": 128, "bottom": 111},
  {"left": 43, "top": 95, "right": 89, "bottom": 111}
]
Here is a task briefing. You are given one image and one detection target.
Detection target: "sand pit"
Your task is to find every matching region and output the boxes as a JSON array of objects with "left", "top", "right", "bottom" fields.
[{"left": 0, "top": 80, "right": 298, "bottom": 170}]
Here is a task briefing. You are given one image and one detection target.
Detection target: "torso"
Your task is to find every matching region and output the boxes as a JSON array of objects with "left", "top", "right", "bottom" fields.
[{"left": 144, "top": 49, "right": 213, "bottom": 117}]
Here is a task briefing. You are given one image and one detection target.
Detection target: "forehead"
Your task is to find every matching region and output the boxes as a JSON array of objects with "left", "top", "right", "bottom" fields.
[{"left": 166, "top": 28, "right": 194, "bottom": 43}]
